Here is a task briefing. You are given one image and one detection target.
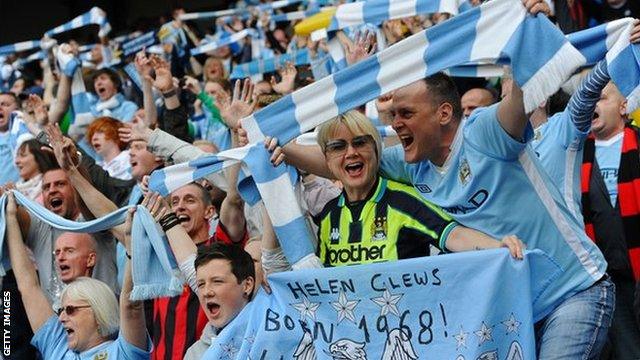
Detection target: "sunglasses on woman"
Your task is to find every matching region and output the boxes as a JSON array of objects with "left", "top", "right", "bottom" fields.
[
  {"left": 324, "top": 135, "right": 374, "bottom": 156},
  {"left": 56, "top": 305, "right": 92, "bottom": 316}
]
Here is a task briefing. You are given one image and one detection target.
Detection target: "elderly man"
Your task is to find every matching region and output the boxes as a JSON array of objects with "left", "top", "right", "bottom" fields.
[
  {"left": 14, "top": 168, "right": 118, "bottom": 303},
  {"left": 54, "top": 232, "right": 98, "bottom": 285}
]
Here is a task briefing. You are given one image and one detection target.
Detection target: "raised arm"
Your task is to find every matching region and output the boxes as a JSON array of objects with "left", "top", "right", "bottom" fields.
[
  {"left": 5, "top": 192, "right": 54, "bottom": 332},
  {"left": 119, "top": 209, "right": 149, "bottom": 350},
  {"left": 237, "top": 128, "right": 333, "bottom": 179},
  {"left": 219, "top": 163, "right": 246, "bottom": 244},
  {"left": 48, "top": 45, "right": 75, "bottom": 124},
  {"left": 497, "top": 0, "right": 551, "bottom": 139},
  {"left": 134, "top": 52, "right": 158, "bottom": 128},
  {"left": 45, "top": 125, "right": 127, "bottom": 242},
  {"left": 142, "top": 192, "right": 198, "bottom": 291}
]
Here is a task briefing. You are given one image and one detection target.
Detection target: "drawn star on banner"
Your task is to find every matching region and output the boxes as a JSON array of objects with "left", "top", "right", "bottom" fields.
[
  {"left": 501, "top": 313, "right": 521, "bottom": 335},
  {"left": 370, "top": 288, "right": 403, "bottom": 317},
  {"left": 474, "top": 322, "right": 494, "bottom": 346},
  {"left": 453, "top": 325, "right": 468, "bottom": 350},
  {"left": 220, "top": 341, "right": 239, "bottom": 359},
  {"left": 330, "top": 290, "right": 360, "bottom": 324},
  {"left": 291, "top": 297, "right": 321, "bottom": 321}
]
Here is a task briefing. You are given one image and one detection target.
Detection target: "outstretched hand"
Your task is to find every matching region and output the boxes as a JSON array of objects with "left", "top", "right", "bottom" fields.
[
  {"left": 345, "top": 30, "right": 376, "bottom": 65},
  {"left": 218, "top": 78, "right": 256, "bottom": 129},
  {"left": 44, "top": 124, "right": 80, "bottom": 171},
  {"left": 270, "top": 62, "right": 297, "bottom": 95},
  {"left": 631, "top": 19, "right": 640, "bottom": 44},
  {"left": 118, "top": 121, "right": 152, "bottom": 144}
]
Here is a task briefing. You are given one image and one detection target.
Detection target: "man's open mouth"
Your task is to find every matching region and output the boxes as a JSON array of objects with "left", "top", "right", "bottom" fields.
[
  {"left": 49, "top": 198, "right": 63, "bottom": 210},
  {"left": 399, "top": 134, "right": 414, "bottom": 148}
]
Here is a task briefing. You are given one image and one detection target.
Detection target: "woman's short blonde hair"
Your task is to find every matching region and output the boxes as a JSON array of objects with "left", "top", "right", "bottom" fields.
[
  {"left": 316, "top": 110, "right": 382, "bottom": 162},
  {"left": 62, "top": 277, "right": 119, "bottom": 338}
]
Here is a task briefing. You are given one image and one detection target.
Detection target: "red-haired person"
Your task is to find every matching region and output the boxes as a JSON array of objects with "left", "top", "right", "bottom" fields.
[{"left": 86, "top": 117, "right": 132, "bottom": 180}]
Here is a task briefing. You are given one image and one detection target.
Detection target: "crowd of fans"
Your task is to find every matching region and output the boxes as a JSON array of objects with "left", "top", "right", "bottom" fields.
[{"left": 0, "top": 0, "right": 639, "bottom": 359}]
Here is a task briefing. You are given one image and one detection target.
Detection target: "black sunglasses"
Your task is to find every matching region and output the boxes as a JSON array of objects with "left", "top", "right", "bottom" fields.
[
  {"left": 56, "top": 305, "right": 92, "bottom": 316},
  {"left": 324, "top": 135, "right": 374, "bottom": 155}
]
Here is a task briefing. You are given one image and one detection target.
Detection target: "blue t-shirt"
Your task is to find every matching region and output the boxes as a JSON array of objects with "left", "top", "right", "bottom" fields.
[
  {"left": 531, "top": 110, "right": 589, "bottom": 222},
  {"left": 31, "top": 315, "right": 151, "bottom": 359},
  {"left": 595, "top": 133, "right": 623, "bottom": 207},
  {"left": 380, "top": 104, "right": 606, "bottom": 319},
  {"left": 0, "top": 131, "right": 19, "bottom": 186}
]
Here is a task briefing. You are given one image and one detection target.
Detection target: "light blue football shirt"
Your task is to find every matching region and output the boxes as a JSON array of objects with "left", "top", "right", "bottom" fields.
[
  {"left": 31, "top": 315, "right": 151, "bottom": 359},
  {"left": 595, "top": 133, "right": 623, "bottom": 207},
  {"left": 531, "top": 110, "right": 589, "bottom": 222},
  {"left": 380, "top": 104, "right": 606, "bottom": 319},
  {"left": 0, "top": 131, "right": 19, "bottom": 186}
]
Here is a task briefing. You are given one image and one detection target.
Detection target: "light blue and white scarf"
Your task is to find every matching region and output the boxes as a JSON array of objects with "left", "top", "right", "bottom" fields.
[
  {"left": 241, "top": 0, "right": 585, "bottom": 146},
  {"left": 0, "top": 40, "right": 41, "bottom": 56},
  {"left": 0, "top": 191, "right": 183, "bottom": 300},
  {"left": 45, "top": 7, "right": 111, "bottom": 39},
  {"left": 190, "top": 29, "right": 259, "bottom": 56},
  {"left": 149, "top": 145, "right": 317, "bottom": 266},
  {"left": 230, "top": 49, "right": 311, "bottom": 79},
  {"left": 444, "top": 17, "right": 640, "bottom": 111},
  {"left": 326, "top": 0, "right": 466, "bottom": 32},
  {"left": 121, "top": 31, "right": 157, "bottom": 57},
  {"left": 272, "top": 9, "right": 321, "bottom": 23}
]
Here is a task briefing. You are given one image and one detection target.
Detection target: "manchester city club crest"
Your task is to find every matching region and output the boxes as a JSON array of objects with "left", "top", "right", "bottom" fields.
[
  {"left": 94, "top": 350, "right": 108, "bottom": 360},
  {"left": 371, "top": 216, "right": 387, "bottom": 241},
  {"left": 459, "top": 158, "right": 472, "bottom": 185}
]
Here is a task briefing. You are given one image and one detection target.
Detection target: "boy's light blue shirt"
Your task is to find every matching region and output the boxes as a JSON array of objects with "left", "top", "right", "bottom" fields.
[
  {"left": 31, "top": 315, "right": 151, "bottom": 360},
  {"left": 380, "top": 104, "right": 607, "bottom": 319}
]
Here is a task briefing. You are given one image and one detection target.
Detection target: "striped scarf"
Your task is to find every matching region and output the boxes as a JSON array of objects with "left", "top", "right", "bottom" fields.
[
  {"left": 0, "top": 191, "right": 183, "bottom": 300},
  {"left": 581, "top": 126, "right": 640, "bottom": 281}
]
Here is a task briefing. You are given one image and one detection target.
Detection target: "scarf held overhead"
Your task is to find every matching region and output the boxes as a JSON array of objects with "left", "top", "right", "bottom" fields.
[
  {"left": 0, "top": 191, "right": 183, "bottom": 300},
  {"left": 241, "top": 0, "right": 586, "bottom": 146}
]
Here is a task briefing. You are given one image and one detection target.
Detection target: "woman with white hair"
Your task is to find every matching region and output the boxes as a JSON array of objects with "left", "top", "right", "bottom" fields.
[
  {"left": 5, "top": 193, "right": 150, "bottom": 359},
  {"left": 265, "top": 110, "right": 526, "bottom": 268}
]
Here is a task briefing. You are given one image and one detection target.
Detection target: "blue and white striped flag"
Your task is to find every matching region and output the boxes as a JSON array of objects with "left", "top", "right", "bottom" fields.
[
  {"left": 327, "top": 0, "right": 465, "bottom": 32},
  {"left": 45, "top": 7, "right": 111, "bottom": 38},
  {"left": 231, "top": 49, "right": 311, "bottom": 78},
  {"left": 241, "top": 0, "right": 585, "bottom": 146},
  {"left": 190, "top": 29, "right": 259, "bottom": 56}
]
